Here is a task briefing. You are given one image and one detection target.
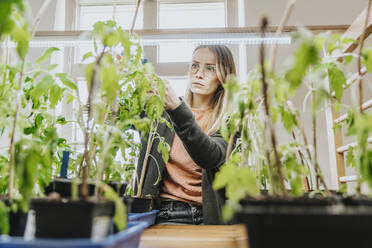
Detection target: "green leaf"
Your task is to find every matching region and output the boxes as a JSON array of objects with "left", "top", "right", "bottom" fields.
[
  {"left": 344, "top": 55, "right": 353, "bottom": 65},
  {"left": 49, "top": 84, "right": 63, "bottom": 108},
  {"left": 47, "top": 64, "right": 58, "bottom": 71},
  {"left": 30, "top": 74, "right": 54, "bottom": 103},
  {"left": 102, "top": 183, "right": 127, "bottom": 231},
  {"left": 24, "top": 127, "right": 34, "bottom": 135},
  {"left": 345, "top": 146, "right": 356, "bottom": 168},
  {"left": 36, "top": 47, "right": 60, "bottom": 64},
  {"left": 362, "top": 46, "right": 372, "bottom": 72},
  {"left": 12, "top": 25, "right": 31, "bottom": 60},
  {"left": 66, "top": 93, "right": 74, "bottom": 104},
  {"left": 286, "top": 41, "right": 319, "bottom": 96},
  {"left": 146, "top": 95, "right": 163, "bottom": 120},
  {"left": 157, "top": 139, "right": 170, "bottom": 164},
  {"left": 35, "top": 113, "right": 44, "bottom": 128},
  {"left": 279, "top": 105, "right": 297, "bottom": 133},
  {"left": 222, "top": 201, "right": 239, "bottom": 223},
  {"left": 56, "top": 116, "right": 67, "bottom": 125},
  {"left": 56, "top": 73, "right": 78, "bottom": 91},
  {"left": 327, "top": 41, "right": 337, "bottom": 54},
  {"left": 328, "top": 63, "right": 346, "bottom": 101},
  {"left": 0, "top": 201, "right": 9, "bottom": 235},
  {"left": 82, "top": 52, "right": 93, "bottom": 62},
  {"left": 100, "top": 58, "right": 120, "bottom": 104},
  {"left": 85, "top": 63, "right": 95, "bottom": 91}
]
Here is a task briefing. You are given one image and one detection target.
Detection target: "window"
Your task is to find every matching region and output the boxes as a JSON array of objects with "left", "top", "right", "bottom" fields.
[
  {"left": 76, "top": 3, "right": 143, "bottom": 63},
  {"left": 158, "top": 2, "right": 225, "bottom": 29},
  {"left": 158, "top": 1, "right": 225, "bottom": 63},
  {"left": 167, "top": 76, "right": 189, "bottom": 97},
  {"left": 78, "top": 4, "right": 143, "bottom": 30}
]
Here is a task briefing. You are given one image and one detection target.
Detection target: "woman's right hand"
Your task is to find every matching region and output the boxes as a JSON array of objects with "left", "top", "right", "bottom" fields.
[{"left": 162, "top": 78, "right": 181, "bottom": 111}]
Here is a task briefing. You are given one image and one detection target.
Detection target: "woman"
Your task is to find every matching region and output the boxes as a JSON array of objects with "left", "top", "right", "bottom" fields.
[{"left": 135, "top": 45, "right": 236, "bottom": 225}]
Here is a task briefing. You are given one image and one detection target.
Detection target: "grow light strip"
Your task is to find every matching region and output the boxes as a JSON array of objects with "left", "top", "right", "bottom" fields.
[{"left": 0, "top": 37, "right": 291, "bottom": 48}]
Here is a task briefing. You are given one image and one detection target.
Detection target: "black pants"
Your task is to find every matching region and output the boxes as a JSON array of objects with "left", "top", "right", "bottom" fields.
[{"left": 155, "top": 199, "right": 203, "bottom": 225}]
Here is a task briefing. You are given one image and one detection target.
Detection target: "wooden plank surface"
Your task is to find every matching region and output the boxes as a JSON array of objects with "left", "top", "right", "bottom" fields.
[{"left": 139, "top": 224, "right": 249, "bottom": 248}]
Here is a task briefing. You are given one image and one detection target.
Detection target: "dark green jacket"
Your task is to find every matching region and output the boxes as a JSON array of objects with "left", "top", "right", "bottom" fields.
[{"left": 135, "top": 100, "right": 227, "bottom": 225}]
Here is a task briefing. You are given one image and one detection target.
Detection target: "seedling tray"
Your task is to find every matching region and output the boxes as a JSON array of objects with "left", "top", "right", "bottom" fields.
[
  {"left": 0, "top": 222, "right": 149, "bottom": 248},
  {"left": 129, "top": 210, "right": 159, "bottom": 226}
]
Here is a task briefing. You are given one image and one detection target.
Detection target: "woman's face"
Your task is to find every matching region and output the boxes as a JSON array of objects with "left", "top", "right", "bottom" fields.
[{"left": 189, "top": 48, "right": 220, "bottom": 97}]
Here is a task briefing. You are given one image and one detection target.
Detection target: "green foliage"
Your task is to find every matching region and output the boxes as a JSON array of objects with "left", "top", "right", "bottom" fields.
[
  {"left": 0, "top": 2, "right": 75, "bottom": 224},
  {"left": 286, "top": 39, "right": 319, "bottom": 96},
  {"left": 66, "top": 20, "right": 170, "bottom": 203},
  {"left": 279, "top": 105, "right": 297, "bottom": 133},
  {"left": 0, "top": 0, "right": 24, "bottom": 38},
  {"left": 345, "top": 112, "right": 372, "bottom": 193},
  {"left": 101, "top": 183, "right": 127, "bottom": 231},
  {"left": 0, "top": 201, "right": 9, "bottom": 235},
  {"left": 327, "top": 62, "right": 346, "bottom": 101},
  {"left": 56, "top": 73, "right": 78, "bottom": 91},
  {"left": 362, "top": 45, "right": 372, "bottom": 72},
  {"left": 213, "top": 154, "right": 259, "bottom": 202},
  {"left": 345, "top": 146, "right": 356, "bottom": 169},
  {"left": 157, "top": 138, "right": 170, "bottom": 164},
  {"left": 214, "top": 30, "right": 360, "bottom": 220},
  {"left": 213, "top": 154, "right": 259, "bottom": 221},
  {"left": 280, "top": 144, "right": 305, "bottom": 196},
  {"left": 146, "top": 95, "right": 163, "bottom": 120},
  {"left": 36, "top": 47, "right": 60, "bottom": 65}
]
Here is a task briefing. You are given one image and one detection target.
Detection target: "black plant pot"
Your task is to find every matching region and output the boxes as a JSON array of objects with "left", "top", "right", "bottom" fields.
[
  {"left": 44, "top": 178, "right": 95, "bottom": 198},
  {"left": 107, "top": 181, "right": 128, "bottom": 197},
  {"left": 31, "top": 198, "right": 115, "bottom": 239},
  {"left": 45, "top": 178, "right": 128, "bottom": 198},
  {"left": 0, "top": 197, "right": 28, "bottom": 236},
  {"left": 9, "top": 210, "right": 28, "bottom": 237},
  {"left": 234, "top": 196, "right": 372, "bottom": 248},
  {"left": 123, "top": 196, "right": 153, "bottom": 213}
]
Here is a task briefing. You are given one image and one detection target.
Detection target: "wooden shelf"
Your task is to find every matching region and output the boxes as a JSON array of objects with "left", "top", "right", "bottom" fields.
[{"left": 139, "top": 224, "right": 249, "bottom": 248}]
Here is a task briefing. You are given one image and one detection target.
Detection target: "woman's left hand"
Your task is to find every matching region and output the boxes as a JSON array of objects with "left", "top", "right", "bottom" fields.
[{"left": 162, "top": 78, "right": 181, "bottom": 111}]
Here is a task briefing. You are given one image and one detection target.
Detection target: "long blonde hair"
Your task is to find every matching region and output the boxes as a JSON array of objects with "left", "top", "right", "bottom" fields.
[{"left": 185, "top": 45, "right": 236, "bottom": 135}]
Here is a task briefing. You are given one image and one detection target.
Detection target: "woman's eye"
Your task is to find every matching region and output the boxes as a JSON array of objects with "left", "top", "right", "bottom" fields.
[
  {"left": 206, "top": 66, "right": 215, "bottom": 72},
  {"left": 191, "top": 63, "right": 198, "bottom": 69}
]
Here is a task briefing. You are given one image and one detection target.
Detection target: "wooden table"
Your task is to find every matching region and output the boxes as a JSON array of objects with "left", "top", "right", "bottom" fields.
[{"left": 139, "top": 224, "right": 249, "bottom": 248}]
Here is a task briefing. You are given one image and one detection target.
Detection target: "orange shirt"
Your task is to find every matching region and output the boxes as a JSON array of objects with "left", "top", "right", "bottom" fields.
[{"left": 160, "top": 106, "right": 211, "bottom": 205}]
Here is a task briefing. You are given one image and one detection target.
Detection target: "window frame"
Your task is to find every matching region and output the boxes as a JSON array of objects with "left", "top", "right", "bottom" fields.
[{"left": 75, "top": 0, "right": 140, "bottom": 31}]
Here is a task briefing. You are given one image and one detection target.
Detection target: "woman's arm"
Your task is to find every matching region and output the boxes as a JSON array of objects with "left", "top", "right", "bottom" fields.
[{"left": 166, "top": 101, "right": 227, "bottom": 170}]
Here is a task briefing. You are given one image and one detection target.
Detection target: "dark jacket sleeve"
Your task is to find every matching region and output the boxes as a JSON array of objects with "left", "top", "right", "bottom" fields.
[{"left": 166, "top": 100, "right": 227, "bottom": 169}]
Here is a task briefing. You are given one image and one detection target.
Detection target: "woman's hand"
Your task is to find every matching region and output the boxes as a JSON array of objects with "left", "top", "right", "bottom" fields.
[{"left": 162, "top": 78, "right": 181, "bottom": 111}]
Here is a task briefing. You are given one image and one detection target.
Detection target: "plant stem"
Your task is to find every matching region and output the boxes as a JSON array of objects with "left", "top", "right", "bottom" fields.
[
  {"left": 355, "top": 0, "right": 372, "bottom": 194},
  {"left": 312, "top": 112, "right": 320, "bottom": 190},
  {"left": 30, "top": 0, "right": 52, "bottom": 37},
  {"left": 268, "top": 0, "right": 296, "bottom": 72},
  {"left": 8, "top": 61, "right": 25, "bottom": 198},
  {"left": 287, "top": 101, "right": 330, "bottom": 193},
  {"left": 260, "top": 17, "right": 287, "bottom": 197},
  {"left": 291, "top": 131, "right": 311, "bottom": 191},
  {"left": 94, "top": 93, "right": 120, "bottom": 196},
  {"left": 226, "top": 119, "right": 240, "bottom": 163},
  {"left": 81, "top": 48, "right": 106, "bottom": 199},
  {"left": 226, "top": 132, "right": 236, "bottom": 163},
  {"left": 7, "top": 0, "right": 52, "bottom": 198},
  {"left": 136, "top": 121, "right": 157, "bottom": 197},
  {"left": 130, "top": 0, "right": 141, "bottom": 33}
]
